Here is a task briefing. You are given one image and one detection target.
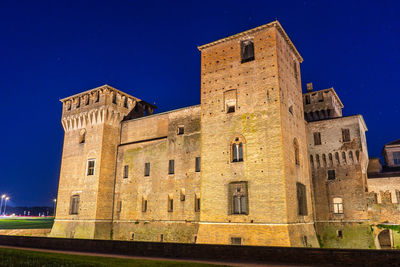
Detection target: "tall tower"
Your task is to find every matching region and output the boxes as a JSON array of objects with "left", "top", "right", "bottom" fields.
[
  {"left": 51, "top": 85, "right": 155, "bottom": 239},
  {"left": 196, "top": 21, "right": 318, "bottom": 246}
]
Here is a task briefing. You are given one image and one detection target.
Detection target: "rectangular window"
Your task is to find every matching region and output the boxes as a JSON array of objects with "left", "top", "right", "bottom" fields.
[
  {"left": 328, "top": 170, "right": 336, "bottom": 180},
  {"left": 142, "top": 197, "right": 147, "bottom": 212},
  {"left": 123, "top": 97, "right": 128, "bottom": 108},
  {"left": 296, "top": 183, "right": 307, "bottom": 216},
  {"left": 195, "top": 195, "right": 200, "bottom": 212},
  {"left": 117, "top": 200, "right": 122, "bottom": 213},
  {"left": 314, "top": 132, "right": 321, "bottom": 145},
  {"left": 112, "top": 93, "right": 117, "bottom": 104},
  {"left": 144, "top": 162, "right": 150, "bottom": 176},
  {"left": 177, "top": 126, "right": 184, "bottom": 135},
  {"left": 195, "top": 157, "right": 201, "bottom": 172},
  {"left": 241, "top": 40, "right": 254, "bottom": 63},
  {"left": 70, "top": 195, "right": 80, "bottom": 215},
  {"left": 393, "top": 152, "right": 400, "bottom": 165},
  {"left": 123, "top": 165, "right": 129, "bottom": 178},
  {"left": 168, "top": 160, "right": 175, "bottom": 175},
  {"left": 231, "top": 237, "right": 242, "bottom": 245},
  {"left": 229, "top": 182, "right": 248, "bottom": 215},
  {"left": 333, "top": 198, "right": 343, "bottom": 214},
  {"left": 227, "top": 104, "right": 235, "bottom": 113},
  {"left": 87, "top": 159, "right": 95, "bottom": 176},
  {"left": 305, "top": 95, "right": 311, "bottom": 105},
  {"left": 168, "top": 196, "right": 173, "bottom": 212},
  {"left": 342, "top": 129, "right": 351, "bottom": 142}
]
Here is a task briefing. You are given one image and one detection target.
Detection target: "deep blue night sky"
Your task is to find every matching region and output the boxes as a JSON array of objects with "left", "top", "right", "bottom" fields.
[{"left": 1, "top": 1, "right": 399, "bottom": 207}]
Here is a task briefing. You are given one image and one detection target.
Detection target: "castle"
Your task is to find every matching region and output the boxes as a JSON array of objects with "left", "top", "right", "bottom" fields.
[{"left": 51, "top": 21, "right": 400, "bottom": 249}]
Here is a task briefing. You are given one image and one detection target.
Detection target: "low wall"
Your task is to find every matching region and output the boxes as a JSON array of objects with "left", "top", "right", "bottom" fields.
[{"left": 0, "top": 235, "right": 400, "bottom": 266}]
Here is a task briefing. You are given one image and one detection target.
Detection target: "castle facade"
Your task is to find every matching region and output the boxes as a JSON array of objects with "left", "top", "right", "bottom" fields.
[{"left": 51, "top": 21, "right": 400, "bottom": 249}]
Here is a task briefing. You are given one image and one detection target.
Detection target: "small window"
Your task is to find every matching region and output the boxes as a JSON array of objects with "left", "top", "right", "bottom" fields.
[
  {"left": 87, "top": 159, "right": 95, "bottom": 176},
  {"left": 232, "top": 138, "right": 244, "bottom": 163},
  {"left": 95, "top": 92, "right": 100, "bottom": 103},
  {"left": 168, "top": 196, "right": 173, "bottom": 212},
  {"left": 195, "top": 157, "right": 201, "bottom": 172},
  {"left": 241, "top": 40, "right": 254, "bottom": 63},
  {"left": 305, "top": 95, "right": 311, "bottom": 105},
  {"left": 123, "top": 165, "right": 129, "bottom": 178},
  {"left": 160, "top": 234, "right": 164, "bottom": 242},
  {"left": 123, "top": 97, "right": 128, "bottom": 108},
  {"left": 112, "top": 93, "right": 117, "bottom": 104},
  {"left": 79, "top": 129, "right": 86, "bottom": 144},
  {"left": 229, "top": 182, "right": 248, "bottom": 215},
  {"left": 117, "top": 201, "right": 122, "bottom": 213},
  {"left": 337, "top": 230, "right": 343, "bottom": 238},
  {"left": 195, "top": 195, "right": 200, "bottom": 212},
  {"left": 76, "top": 97, "right": 80, "bottom": 108},
  {"left": 168, "top": 160, "right": 175, "bottom": 174},
  {"left": 333, "top": 197, "right": 343, "bottom": 214},
  {"left": 294, "top": 138, "right": 300, "bottom": 166},
  {"left": 394, "top": 152, "right": 400, "bottom": 165},
  {"left": 70, "top": 195, "right": 80, "bottom": 215},
  {"left": 231, "top": 237, "right": 242, "bottom": 245},
  {"left": 328, "top": 170, "right": 336, "bottom": 180},
  {"left": 177, "top": 126, "right": 184, "bottom": 135},
  {"left": 314, "top": 132, "right": 321, "bottom": 145},
  {"left": 144, "top": 162, "right": 150, "bottom": 176},
  {"left": 142, "top": 197, "right": 147, "bottom": 212},
  {"left": 131, "top": 233, "right": 135, "bottom": 240},
  {"left": 342, "top": 129, "right": 351, "bottom": 142},
  {"left": 297, "top": 183, "right": 307, "bottom": 216},
  {"left": 227, "top": 104, "right": 235, "bottom": 113}
]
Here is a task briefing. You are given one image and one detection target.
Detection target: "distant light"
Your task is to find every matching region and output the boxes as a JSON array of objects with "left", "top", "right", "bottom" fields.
[
  {"left": 5, "top": 197, "right": 9, "bottom": 200},
  {"left": 53, "top": 199, "right": 57, "bottom": 202},
  {"left": 1, "top": 195, "right": 5, "bottom": 199}
]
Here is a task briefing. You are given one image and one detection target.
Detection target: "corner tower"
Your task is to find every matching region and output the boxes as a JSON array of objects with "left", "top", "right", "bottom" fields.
[
  {"left": 51, "top": 85, "right": 155, "bottom": 239},
  {"left": 196, "top": 21, "right": 318, "bottom": 246}
]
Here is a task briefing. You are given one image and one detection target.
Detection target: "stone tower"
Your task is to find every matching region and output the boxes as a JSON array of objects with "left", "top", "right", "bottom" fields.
[
  {"left": 50, "top": 85, "right": 155, "bottom": 239},
  {"left": 196, "top": 21, "right": 318, "bottom": 246}
]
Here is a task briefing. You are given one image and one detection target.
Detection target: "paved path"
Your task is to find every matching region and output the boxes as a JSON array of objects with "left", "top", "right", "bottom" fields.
[{"left": 0, "top": 245, "right": 311, "bottom": 267}]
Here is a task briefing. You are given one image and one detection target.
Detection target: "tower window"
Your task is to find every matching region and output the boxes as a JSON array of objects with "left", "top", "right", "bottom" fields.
[
  {"left": 241, "top": 40, "right": 254, "bottom": 63},
  {"left": 227, "top": 104, "right": 235, "bottom": 113},
  {"left": 95, "top": 92, "right": 100, "bottom": 103},
  {"left": 195, "top": 157, "right": 201, "bottom": 172},
  {"left": 123, "top": 165, "right": 129, "bottom": 178},
  {"left": 333, "top": 197, "right": 343, "bottom": 214},
  {"left": 342, "top": 129, "right": 351, "bottom": 142},
  {"left": 79, "top": 129, "right": 86, "bottom": 144},
  {"left": 294, "top": 138, "right": 300, "bottom": 165},
  {"left": 117, "top": 200, "right": 122, "bottom": 213},
  {"left": 328, "top": 170, "right": 336, "bottom": 180},
  {"left": 87, "top": 159, "right": 95, "bottom": 176},
  {"left": 337, "top": 230, "right": 343, "bottom": 238},
  {"left": 76, "top": 97, "right": 80, "bottom": 108},
  {"left": 123, "top": 97, "right": 128, "bottom": 108},
  {"left": 195, "top": 194, "right": 200, "bottom": 212},
  {"left": 314, "top": 132, "right": 321, "bottom": 145},
  {"left": 112, "top": 93, "right": 117, "bottom": 104},
  {"left": 168, "top": 160, "right": 175, "bottom": 174},
  {"left": 180, "top": 189, "right": 185, "bottom": 201},
  {"left": 232, "top": 137, "right": 244, "bottom": 162},
  {"left": 296, "top": 183, "right": 307, "bottom": 216},
  {"left": 70, "top": 195, "right": 80, "bottom": 215},
  {"left": 144, "top": 162, "right": 150, "bottom": 176},
  {"left": 142, "top": 197, "right": 147, "bottom": 212},
  {"left": 229, "top": 182, "right": 248, "bottom": 215},
  {"left": 168, "top": 195, "right": 173, "bottom": 212},
  {"left": 177, "top": 126, "right": 184, "bottom": 135}
]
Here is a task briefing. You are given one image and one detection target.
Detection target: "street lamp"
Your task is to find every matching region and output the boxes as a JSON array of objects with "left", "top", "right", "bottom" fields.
[
  {"left": 3, "top": 197, "right": 9, "bottom": 216},
  {"left": 53, "top": 198, "right": 57, "bottom": 217},
  {"left": 0, "top": 195, "right": 5, "bottom": 216}
]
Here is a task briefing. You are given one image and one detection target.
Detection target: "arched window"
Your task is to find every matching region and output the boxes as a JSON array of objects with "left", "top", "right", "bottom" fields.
[
  {"left": 229, "top": 182, "right": 248, "bottom": 215},
  {"left": 294, "top": 138, "right": 300, "bottom": 165},
  {"left": 231, "top": 137, "right": 244, "bottom": 162}
]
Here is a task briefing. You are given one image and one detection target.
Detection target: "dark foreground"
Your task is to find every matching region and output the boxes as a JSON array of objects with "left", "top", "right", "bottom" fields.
[{"left": 0, "top": 235, "right": 399, "bottom": 267}]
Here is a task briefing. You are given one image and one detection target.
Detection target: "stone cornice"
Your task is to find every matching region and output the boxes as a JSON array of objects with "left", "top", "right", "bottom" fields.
[{"left": 197, "top": 20, "right": 303, "bottom": 63}]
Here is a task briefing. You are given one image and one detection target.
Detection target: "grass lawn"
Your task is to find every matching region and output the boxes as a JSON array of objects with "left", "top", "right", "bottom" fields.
[
  {"left": 0, "top": 247, "right": 224, "bottom": 267},
  {"left": 0, "top": 217, "right": 54, "bottom": 229}
]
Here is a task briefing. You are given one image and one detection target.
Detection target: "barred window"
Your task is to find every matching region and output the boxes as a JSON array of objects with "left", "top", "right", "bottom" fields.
[{"left": 87, "top": 159, "right": 95, "bottom": 176}]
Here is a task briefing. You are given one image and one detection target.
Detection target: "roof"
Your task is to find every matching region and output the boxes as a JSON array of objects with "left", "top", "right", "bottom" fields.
[
  {"left": 197, "top": 20, "right": 303, "bottom": 63},
  {"left": 303, "top": 87, "right": 344, "bottom": 108},
  {"left": 385, "top": 139, "right": 400, "bottom": 147}
]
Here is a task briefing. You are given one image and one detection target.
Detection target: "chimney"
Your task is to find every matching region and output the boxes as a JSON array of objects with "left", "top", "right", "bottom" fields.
[{"left": 306, "top": 83, "right": 313, "bottom": 92}]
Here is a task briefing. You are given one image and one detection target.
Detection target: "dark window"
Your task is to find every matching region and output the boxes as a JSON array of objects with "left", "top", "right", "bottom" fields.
[
  {"left": 227, "top": 105, "right": 235, "bottom": 113},
  {"left": 195, "top": 157, "right": 201, "bottom": 172},
  {"left": 123, "top": 97, "right": 128, "bottom": 108},
  {"left": 337, "top": 230, "right": 343, "bottom": 238},
  {"left": 142, "top": 198, "right": 147, "bottom": 212},
  {"left": 168, "top": 196, "right": 173, "bottom": 212},
  {"left": 85, "top": 96, "right": 90, "bottom": 106},
  {"left": 168, "top": 160, "right": 175, "bottom": 174},
  {"left": 229, "top": 182, "right": 248, "bottom": 215},
  {"left": 160, "top": 234, "right": 164, "bottom": 242},
  {"left": 87, "top": 159, "right": 95, "bottom": 176},
  {"left": 305, "top": 95, "right": 311, "bottom": 105},
  {"left": 177, "top": 126, "right": 184, "bottom": 135},
  {"left": 195, "top": 195, "right": 200, "bottom": 212},
  {"left": 231, "top": 237, "right": 242, "bottom": 245},
  {"left": 112, "top": 93, "right": 117, "bottom": 104},
  {"left": 95, "top": 92, "right": 100, "bottom": 103},
  {"left": 241, "top": 40, "right": 254, "bottom": 63},
  {"left": 70, "top": 195, "right": 79, "bottom": 215},
  {"left": 144, "top": 162, "right": 150, "bottom": 176},
  {"left": 314, "top": 132, "right": 321, "bottom": 145},
  {"left": 297, "top": 183, "right": 307, "bottom": 216},
  {"left": 123, "top": 165, "right": 129, "bottom": 178},
  {"left": 342, "top": 129, "right": 350, "bottom": 142},
  {"left": 76, "top": 97, "right": 80, "bottom": 108},
  {"left": 328, "top": 170, "right": 336, "bottom": 180}
]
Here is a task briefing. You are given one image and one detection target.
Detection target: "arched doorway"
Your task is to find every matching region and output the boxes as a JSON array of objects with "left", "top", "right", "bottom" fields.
[{"left": 378, "top": 229, "right": 391, "bottom": 249}]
